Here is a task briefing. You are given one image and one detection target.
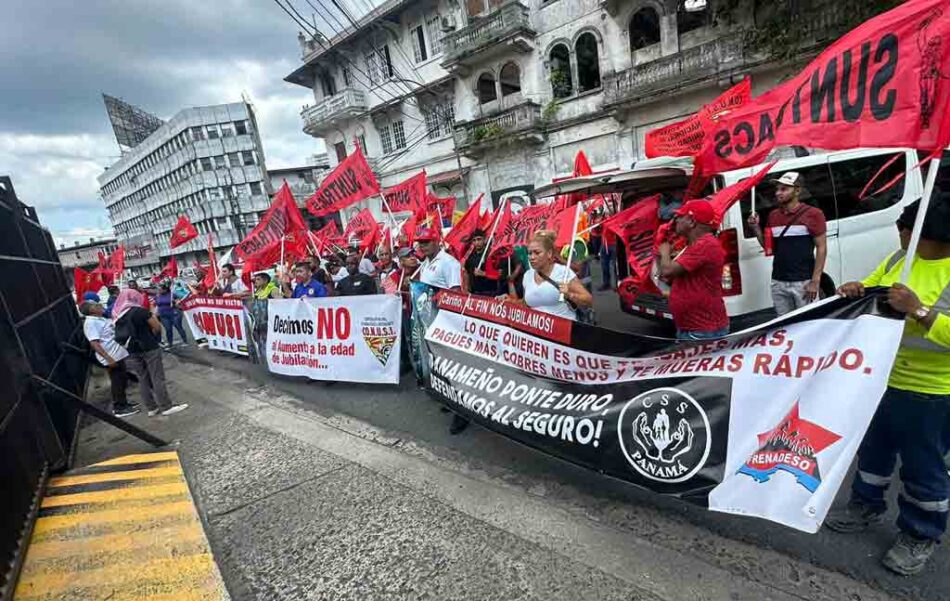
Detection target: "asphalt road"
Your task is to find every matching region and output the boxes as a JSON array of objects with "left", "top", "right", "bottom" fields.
[{"left": 168, "top": 276, "right": 947, "bottom": 601}]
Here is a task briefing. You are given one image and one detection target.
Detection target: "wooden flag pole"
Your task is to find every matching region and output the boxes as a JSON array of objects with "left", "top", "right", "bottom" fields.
[
  {"left": 476, "top": 196, "right": 508, "bottom": 271},
  {"left": 901, "top": 157, "right": 941, "bottom": 284},
  {"left": 559, "top": 204, "right": 582, "bottom": 301}
]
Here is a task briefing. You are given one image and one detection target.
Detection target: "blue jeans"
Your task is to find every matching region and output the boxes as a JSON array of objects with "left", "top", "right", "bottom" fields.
[
  {"left": 160, "top": 311, "right": 188, "bottom": 345},
  {"left": 852, "top": 387, "right": 950, "bottom": 540},
  {"left": 676, "top": 328, "right": 729, "bottom": 341},
  {"left": 600, "top": 244, "right": 616, "bottom": 287}
]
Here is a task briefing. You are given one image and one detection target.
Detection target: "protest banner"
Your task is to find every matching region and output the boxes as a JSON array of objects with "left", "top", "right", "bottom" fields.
[
  {"left": 417, "top": 287, "right": 903, "bottom": 532},
  {"left": 696, "top": 0, "right": 950, "bottom": 175},
  {"left": 307, "top": 146, "right": 380, "bottom": 217},
  {"left": 266, "top": 295, "right": 402, "bottom": 384},
  {"left": 235, "top": 183, "right": 308, "bottom": 258},
  {"left": 645, "top": 78, "right": 751, "bottom": 158},
  {"left": 180, "top": 296, "right": 249, "bottom": 356}
]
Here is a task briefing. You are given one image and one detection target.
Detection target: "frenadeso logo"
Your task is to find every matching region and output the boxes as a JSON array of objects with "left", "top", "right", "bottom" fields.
[
  {"left": 737, "top": 402, "right": 841, "bottom": 493},
  {"left": 617, "top": 387, "right": 712, "bottom": 483}
]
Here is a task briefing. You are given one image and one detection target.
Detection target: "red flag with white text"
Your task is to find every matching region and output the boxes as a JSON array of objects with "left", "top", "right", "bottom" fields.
[{"left": 383, "top": 171, "right": 426, "bottom": 213}]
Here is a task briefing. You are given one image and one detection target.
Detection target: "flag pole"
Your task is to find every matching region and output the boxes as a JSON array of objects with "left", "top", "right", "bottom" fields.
[
  {"left": 901, "top": 157, "right": 940, "bottom": 284},
  {"left": 279, "top": 234, "right": 287, "bottom": 277},
  {"left": 559, "top": 203, "right": 582, "bottom": 301},
  {"left": 477, "top": 196, "right": 508, "bottom": 271}
]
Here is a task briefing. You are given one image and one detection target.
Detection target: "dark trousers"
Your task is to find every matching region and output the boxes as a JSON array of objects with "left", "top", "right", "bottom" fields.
[
  {"left": 126, "top": 349, "right": 172, "bottom": 411},
  {"left": 160, "top": 311, "right": 188, "bottom": 345},
  {"left": 600, "top": 244, "right": 616, "bottom": 287},
  {"left": 852, "top": 387, "right": 950, "bottom": 541},
  {"left": 108, "top": 360, "right": 130, "bottom": 409}
]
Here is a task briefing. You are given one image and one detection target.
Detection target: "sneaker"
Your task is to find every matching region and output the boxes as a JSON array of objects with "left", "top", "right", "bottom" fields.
[
  {"left": 147, "top": 409, "right": 160, "bottom": 417},
  {"left": 449, "top": 414, "right": 470, "bottom": 435},
  {"left": 114, "top": 406, "right": 140, "bottom": 418},
  {"left": 882, "top": 532, "right": 937, "bottom": 576},
  {"left": 825, "top": 500, "right": 885, "bottom": 533},
  {"left": 160, "top": 404, "right": 189, "bottom": 416}
]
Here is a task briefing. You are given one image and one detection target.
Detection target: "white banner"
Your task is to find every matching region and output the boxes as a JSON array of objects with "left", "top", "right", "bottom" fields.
[
  {"left": 180, "top": 296, "right": 249, "bottom": 356},
  {"left": 266, "top": 295, "right": 402, "bottom": 384}
]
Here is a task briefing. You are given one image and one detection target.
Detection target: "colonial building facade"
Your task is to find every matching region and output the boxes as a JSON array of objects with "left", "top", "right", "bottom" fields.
[{"left": 286, "top": 0, "right": 870, "bottom": 216}]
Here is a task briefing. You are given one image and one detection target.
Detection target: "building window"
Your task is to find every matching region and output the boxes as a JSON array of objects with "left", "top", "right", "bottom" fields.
[
  {"left": 412, "top": 25, "right": 428, "bottom": 63},
  {"left": 335, "top": 142, "right": 347, "bottom": 162},
  {"left": 366, "top": 46, "right": 394, "bottom": 82},
  {"left": 424, "top": 103, "right": 455, "bottom": 139},
  {"left": 379, "top": 124, "right": 394, "bottom": 154},
  {"left": 499, "top": 62, "right": 521, "bottom": 97},
  {"left": 342, "top": 66, "right": 351, "bottom": 87},
  {"left": 575, "top": 33, "right": 601, "bottom": 92},
  {"left": 320, "top": 72, "right": 337, "bottom": 97},
  {"left": 392, "top": 121, "right": 406, "bottom": 149},
  {"left": 214, "top": 155, "right": 227, "bottom": 169},
  {"left": 235, "top": 120, "right": 248, "bottom": 135},
  {"left": 427, "top": 16, "right": 443, "bottom": 55},
  {"left": 200, "top": 157, "right": 213, "bottom": 171},
  {"left": 549, "top": 45, "right": 573, "bottom": 98},
  {"left": 356, "top": 134, "right": 367, "bottom": 152},
  {"left": 630, "top": 7, "right": 661, "bottom": 51},
  {"left": 221, "top": 123, "right": 235, "bottom": 137},
  {"left": 228, "top": 153, "right": 241, "bottom": 168},
  {"left": 250, "top": 181, "right": 263, "bottom": 195},
  {"left": 242, "top": 151, "right": 255, "bottom": 166},
  {"left": 678, "top": 0, "right": 708, "bottom": 36},
  {"left": 477, "top": 72, "right": 497, "bottom": 104},
  {"left": 207, "top": 125, "right": 220, "bottom": 139}
]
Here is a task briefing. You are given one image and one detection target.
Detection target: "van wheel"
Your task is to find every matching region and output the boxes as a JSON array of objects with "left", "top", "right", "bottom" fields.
[{"left": 819, "top": 274, "right": 836, "bottom": 299}]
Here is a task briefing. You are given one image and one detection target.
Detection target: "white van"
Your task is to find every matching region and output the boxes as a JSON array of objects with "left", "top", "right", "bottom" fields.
[{"left": 532, "top": 148, "right": 931, "bottom": 329}]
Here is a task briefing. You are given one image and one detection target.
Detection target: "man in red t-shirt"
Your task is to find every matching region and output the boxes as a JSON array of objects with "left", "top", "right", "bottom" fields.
[{"left": 658, "top": 199, "right": 729, "bottom": 341}]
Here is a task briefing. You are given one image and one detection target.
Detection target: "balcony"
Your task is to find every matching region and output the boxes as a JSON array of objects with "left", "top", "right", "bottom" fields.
[
  {"left": 454, "top": 102, "right": 544, "bottom": 157},
  {"left": 301, "top": 88, "right": 368, "bottom": 136},
  {"left": 441, "top": 2, "right": 535, "bottom": 75},
  {"left": 603, "top": 36, "right": 746, "bottom": 109}
]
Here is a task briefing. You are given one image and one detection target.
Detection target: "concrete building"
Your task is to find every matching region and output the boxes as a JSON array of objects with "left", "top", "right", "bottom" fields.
[
  {"left": 97, "top": 102, "right": 271, "bottom": 276},
  {"left": 57, "top": 237, "right": 118, "bottom": 282},
  {"left": 267, "top": 154, "right": 331, "bottom": 202},
  {"left": 285, "top": 0, "right": 874, "bottom": 215}
]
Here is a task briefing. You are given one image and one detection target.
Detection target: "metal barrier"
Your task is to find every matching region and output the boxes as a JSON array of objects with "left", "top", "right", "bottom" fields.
[{"left": 0, "top": 177, "right": 92, "bottom": 600}]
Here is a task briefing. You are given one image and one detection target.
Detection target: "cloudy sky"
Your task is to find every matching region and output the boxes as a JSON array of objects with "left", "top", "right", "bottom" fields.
[{"left": 2, "top": 0, "right": 341, "bottom": 247}]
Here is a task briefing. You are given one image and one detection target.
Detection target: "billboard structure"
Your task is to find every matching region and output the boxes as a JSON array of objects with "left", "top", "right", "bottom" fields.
[{"left": 102, "top": 94, "right": 164, "bottom": 151}]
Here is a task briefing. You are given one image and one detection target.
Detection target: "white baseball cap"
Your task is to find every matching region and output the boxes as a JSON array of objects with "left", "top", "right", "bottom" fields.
[{"left": 773, "top": 172, "right": 802, "bottom": 187}]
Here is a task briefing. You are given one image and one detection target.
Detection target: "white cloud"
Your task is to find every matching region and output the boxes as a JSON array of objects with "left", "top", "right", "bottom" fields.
[{"left": 53, "top": 227, "right": 115, "bottom": 249}]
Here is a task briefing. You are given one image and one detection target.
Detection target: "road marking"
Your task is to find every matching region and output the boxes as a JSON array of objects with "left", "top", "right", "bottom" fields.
[{"left": 15, "top": 451, "right": 229, "bottom": 600}]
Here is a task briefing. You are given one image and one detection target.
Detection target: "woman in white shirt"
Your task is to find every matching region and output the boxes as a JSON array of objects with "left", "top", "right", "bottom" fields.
[{"left": 511, "top": 230, "right": 593, "bottom": 321}]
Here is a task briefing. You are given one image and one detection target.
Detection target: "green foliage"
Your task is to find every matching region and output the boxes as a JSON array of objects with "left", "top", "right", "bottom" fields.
[
  {"left": 472, "top": 122, "right": 505, "bottom": 142},
  {"left": 541, "top": 100, "right": 560, "bottom": 123},
  {"left": 549, "top": 69, "right": 571, "bottom": 98}
]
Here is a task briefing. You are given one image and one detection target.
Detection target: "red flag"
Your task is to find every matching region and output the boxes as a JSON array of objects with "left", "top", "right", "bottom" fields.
[
  {"left": 107, "top": 246, "right": 125, "bottom": 275},
  {"left": 160, "top": 256, "right": 179, "bottom": 279},
  {"left": 603, "top": 195, "right": 662, "bottom": 279},
  {"left": 169, "top": 215, "right": 199, "bottom": 249},
  {"left": 486, "top": 203, "right": 516, "bottom": 262},
  {"left": 425, "top": 192, "right": 456, "bottom": 224},
  {"left": 545, "top": 204, "right": 582, "bottom": 250},
  {"left": 235, "top": 183, "right": 307, "bottom": 258},
  {"left": 307, "top": 146, "right": 380, "bottom": 217},
  {"left": 398, "top": 210, "right": 420, "bottom": 247},
  {"left": 73, "top": 267, "right": 104, "bottom": 304},
  {"left": 645, "top": 78, "right": 751, "bottom": 158},
  {"left": 413, "top": 211, "right": 443, "bottom": 243},
  {"left": 444, "top": 196, "right": 484, "bottom": 259},
  {"left": 382, "top": 171, "right": 426, "bottom": 213},
  {"left": 701, "top": 161, "right": 777, "bottom": 223},
  {"left": 377, "top": 227, "right": 393, "bottom": 255},
  {"left": 697, "top": 0, "right": 950, "bottom": 175},
  {"left": 343, "top": 208, "right": 379, "bottom": 251},
  {"left": 203, "top": 234, "right": 217, "bottom": 289},
  {"left": 311, "top": 220, "right": 344, "bottom": 254}
]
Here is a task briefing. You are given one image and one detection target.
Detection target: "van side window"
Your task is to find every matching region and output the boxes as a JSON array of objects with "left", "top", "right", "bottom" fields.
[
  {"left": 739, "top": 163, "right": 835, "bottom": 238},
  {"left": 830, "top": 152, "right": 906, "bottom": 219},
  {"left": 926, "top": 149, "right": 950, "bottom": 201}
]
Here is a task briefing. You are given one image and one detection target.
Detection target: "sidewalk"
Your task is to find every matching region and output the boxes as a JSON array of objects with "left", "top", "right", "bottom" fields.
[{"left": 62, "top": 353, "right": 899, "bottom": 601}]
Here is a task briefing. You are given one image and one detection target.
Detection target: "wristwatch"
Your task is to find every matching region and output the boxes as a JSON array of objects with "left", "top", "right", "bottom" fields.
[{"left": 913, "top": 306, "right": 931, "bottom": 321}]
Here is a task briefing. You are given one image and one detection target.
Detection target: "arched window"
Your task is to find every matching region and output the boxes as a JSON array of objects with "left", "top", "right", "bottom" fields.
[
  {"left": 575, "top": 33, "right": 600, "bottom": 92},
  {"left": 499, "top": 63, "right": 521, "bottom": 97},
  {"left": 630, "top": 7, "right": 661, "bottom": 51},
  {"left": 678, "top": 0, "right": 708, "bottom": 36},
  {"left": 477, "top": 72, "right": 497, "bottom": 104},
  {"left": 549, "top": 44, "right": 573, "bottom": 99}
]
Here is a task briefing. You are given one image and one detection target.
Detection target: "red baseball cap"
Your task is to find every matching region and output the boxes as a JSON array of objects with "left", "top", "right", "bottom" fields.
[
  {"left": 414, "top": 213, "right": 442, "bottom": 242},
  {"left": 674, "top": 199, "right": 718, "bottom": 227}
]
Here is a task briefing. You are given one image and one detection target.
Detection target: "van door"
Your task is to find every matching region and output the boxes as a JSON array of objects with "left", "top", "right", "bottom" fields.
[
  {"left": 732, "top": 156, "right": 840, "bottom": 308},
  {"left": 829, "top": 149, "right": 919, "bottom": 284}
]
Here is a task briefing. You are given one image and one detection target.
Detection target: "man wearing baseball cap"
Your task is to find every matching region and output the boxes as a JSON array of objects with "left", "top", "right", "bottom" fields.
[
  {"left": 658, "top": 199, "right": 730, "bottom": 341},
  {"left": 747, "top": 171, "right": 828, "bottom": 315},
  {"left": 416, "top": 219, "right": 462, "bottom": 292}
]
